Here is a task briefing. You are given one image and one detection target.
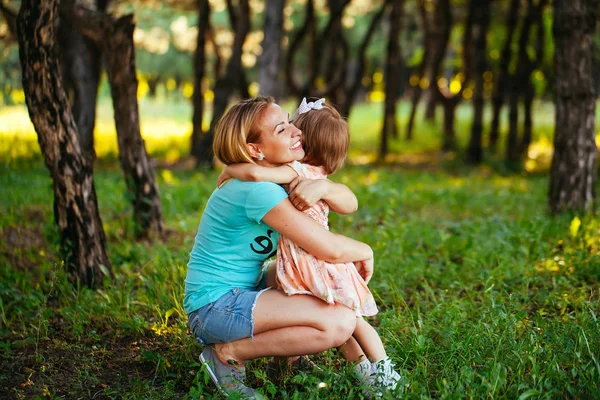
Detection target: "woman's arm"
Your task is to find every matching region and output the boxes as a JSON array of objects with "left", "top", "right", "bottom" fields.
[
  {"left": 262, "top": 198, "right": 372, "bottom": 264},
  {"left": 288, "top": 178, "right": 358, "bottom": 214},
  {"left": 218, "top": 164, "right": 297, "bottom": 187}
]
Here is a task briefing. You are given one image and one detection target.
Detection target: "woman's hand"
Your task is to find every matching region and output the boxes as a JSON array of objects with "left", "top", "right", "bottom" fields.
[
  {"left": 288, "top": 177, "right": 327, "bottom": 211},
  {"left": 354, "top": 256, "right": 374, "bottom": 284}
]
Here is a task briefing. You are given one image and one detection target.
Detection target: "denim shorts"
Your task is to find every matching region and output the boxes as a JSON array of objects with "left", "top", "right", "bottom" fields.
[{"left": 188, "top": 284, "right": 270, "bottom": 345}]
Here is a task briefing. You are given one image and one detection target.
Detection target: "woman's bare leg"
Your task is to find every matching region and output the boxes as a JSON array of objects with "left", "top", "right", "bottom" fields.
[
  {"left": 353, "top": 318, "right": 387, "bottom": 362},
  {"left": 214, "top": 290, "right": 356, "bottom": 364}
]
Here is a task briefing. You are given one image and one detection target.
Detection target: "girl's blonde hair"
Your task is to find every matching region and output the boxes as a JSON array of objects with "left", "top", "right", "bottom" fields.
[
  {"left": 213, "top": 96, "right": 275, "bottom": 165},
  {"left": 293, "top": 101, "right": 349, "bottom": 175}
]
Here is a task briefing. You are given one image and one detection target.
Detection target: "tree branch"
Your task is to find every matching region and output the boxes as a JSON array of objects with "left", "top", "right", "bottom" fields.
[{"left": 0, "top": 0, "right": 18, "bottom": 38}]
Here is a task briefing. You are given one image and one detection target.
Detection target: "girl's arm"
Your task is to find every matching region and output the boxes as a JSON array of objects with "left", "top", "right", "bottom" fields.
[
  {"left": 262, "top": 198, "right": 373, "bottom": 264},
  {"left": 217, "top": 163, "right": 297, "bottom": 187},
  {"left": 218, "top": 164, "right": 359, "bottom": 215},
  {"left": 288, "top": 178, "right": 358, "bottom": 214}
]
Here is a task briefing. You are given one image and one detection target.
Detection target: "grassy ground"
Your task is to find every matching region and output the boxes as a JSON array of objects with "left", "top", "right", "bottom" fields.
[{"left": 0, "top": 99, "right": 599, "bottom": 399}]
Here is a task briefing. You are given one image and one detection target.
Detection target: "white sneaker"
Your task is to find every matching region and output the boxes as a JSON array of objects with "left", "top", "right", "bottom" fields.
[
  {"left": 372, "top": 357, "right": 401, "bottom": 392},
  {"left": 354, "top": 359, "right": 375, "bottom": 398}
]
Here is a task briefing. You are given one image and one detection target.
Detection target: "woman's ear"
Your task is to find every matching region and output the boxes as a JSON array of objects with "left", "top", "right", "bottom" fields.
[{"left": 246, "top": 143, "right": 261, "bottom": 159}]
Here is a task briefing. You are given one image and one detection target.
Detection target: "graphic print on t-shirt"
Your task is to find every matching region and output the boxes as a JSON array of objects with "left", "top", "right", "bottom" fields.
[{"left": 250, "top": 229, "right": 277, "bottom": 259}]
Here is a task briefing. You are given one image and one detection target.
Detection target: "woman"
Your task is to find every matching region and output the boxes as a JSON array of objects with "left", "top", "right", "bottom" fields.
[{"left": 184, "top": 96, "right": 374, "bottom": 397}]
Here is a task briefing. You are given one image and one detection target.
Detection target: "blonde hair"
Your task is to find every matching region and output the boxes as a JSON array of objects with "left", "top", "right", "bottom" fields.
[
  {"left": 293, "top": 101, "right": 349, "bottom": 175},
  {"left": 213, "top": 96, "right": 275, "bottom": 165}
]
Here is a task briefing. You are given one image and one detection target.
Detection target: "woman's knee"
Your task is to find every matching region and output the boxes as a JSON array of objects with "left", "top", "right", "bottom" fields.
[{"left": 323, "top": 307, "right": 356, "bottom": 348}]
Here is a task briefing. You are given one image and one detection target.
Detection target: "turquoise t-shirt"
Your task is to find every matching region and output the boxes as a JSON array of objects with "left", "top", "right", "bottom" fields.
[{"left": 184, "top": 179, "right": 288, "bottom": 314}]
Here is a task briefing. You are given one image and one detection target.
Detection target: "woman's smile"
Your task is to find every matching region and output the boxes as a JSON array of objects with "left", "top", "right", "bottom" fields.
[
  {"left": 254, "top": 103, "right": 305, "bottom": 166},
  {"left": 290, "top": 140, "right": 302, "bottom": 151}
]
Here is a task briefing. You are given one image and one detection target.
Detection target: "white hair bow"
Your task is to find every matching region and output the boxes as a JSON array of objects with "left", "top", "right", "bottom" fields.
[{"left": 298, "top": 97, "right": 325, "bottom": 115}]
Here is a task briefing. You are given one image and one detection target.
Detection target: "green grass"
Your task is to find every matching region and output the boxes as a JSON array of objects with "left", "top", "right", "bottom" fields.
[{"left": 0, "top": 99, "right": 599, "bottom": 399}]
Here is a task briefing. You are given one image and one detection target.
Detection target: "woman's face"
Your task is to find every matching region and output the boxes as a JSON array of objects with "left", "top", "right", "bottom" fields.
[{"left": 252, "top": 103, "right": 304, "bottom": 167}]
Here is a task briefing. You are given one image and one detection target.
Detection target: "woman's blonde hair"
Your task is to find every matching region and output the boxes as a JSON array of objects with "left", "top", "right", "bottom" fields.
[
  {"left": 293, "top": 102, "right": 349, "bottom": 175},
  {"left": 213, "top": 96, "right": 275, "bottom": 165}
]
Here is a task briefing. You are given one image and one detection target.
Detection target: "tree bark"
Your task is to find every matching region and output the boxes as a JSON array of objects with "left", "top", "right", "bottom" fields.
[
  {"left": 506, "top": 0, "right": 549, "bottom": 164},
  {"left": 380, "top": 0, "right": 403, "bottom": 159},
  {"left": 434, "top": 0, "right": 474, "bottom": 152},
  {"left": 17, "top": 0, "right": 111, "bottom": 288},
  {"left": 442, "top": 99, "right": 460, "bottom": 151},
  {"left": 505, "top": 82, "right": 520, "bottom": 164},
  {"left": 549, "top": 0, "right": 598, "bottom": 212},
  {"left": 423, "top": 0, "right": 451, "bottom": 121},
  {"left": 285, "top": 0, "right": 351, "bottom": 99},
  {"left": 258, "top": 0, "right": 285, "bottom": 98},
  {"left": 505, "top": 0, "right": 536, "bottom": 164},
  {"left": 190, "top": 0, "right": 210, "bottom": 160},
  {"left": 521, "top": 81, "right": 534, "bottom": 155},
  {"left": 314, "top": 0, "right": 351, "bottom": 101},
  {"left": 340, "top": 4, "right": 386, "bottom": 117},
  {"left": 196, "top": 0, "right": 251, "bottom": 166},
  {"left": 285, "top": 0, "right": 315, "bottom": 97},
  {"left": 58, "top": 0, "right": 107, "bottom": 162},
  {"left": 489, "top": 0, "right": 520, "bottom": 153},
  {"left": 406, "top": 0, "right": 430, "bottom": 141},
  {"left": 519, "top": 0, "right": 548, "bottom": 157},
  {"left": 0, "top": 1, "right": 17, "bottom": 37},
  {"left": 72, "top": 5, "right": 164, "bottom": 238},
  {"left": 466, "top": 0, "right": 490, "bottom": 164}
]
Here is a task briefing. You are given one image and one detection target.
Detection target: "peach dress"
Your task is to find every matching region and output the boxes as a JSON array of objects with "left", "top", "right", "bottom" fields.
[{"left": 276, "top": 161, "right": 378, "bottom": 317}]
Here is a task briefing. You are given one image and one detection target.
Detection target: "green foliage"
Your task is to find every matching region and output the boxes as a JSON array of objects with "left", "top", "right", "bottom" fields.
[
  {"left": 0, "top": 94, "right": 598, "bottom": 398},
  {"left": 1, "top": 130, "right": 599, "bottom": 398}
]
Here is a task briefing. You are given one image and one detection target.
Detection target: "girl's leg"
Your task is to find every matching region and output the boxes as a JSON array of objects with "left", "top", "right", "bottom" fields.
[
  {"left": 353, "top": 318, "right": 387, "bottom": 362},
  {"left": 338, "top": 332, "right": 367, "bottom": 363},
  {"left": 354, "top": 319, "right": 402, "bottom": 392},
  {"left": 214, "top": 290, "right": 356, "bottom": 364}
]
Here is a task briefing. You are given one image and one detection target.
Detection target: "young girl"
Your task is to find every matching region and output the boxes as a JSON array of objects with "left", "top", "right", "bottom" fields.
[{"left": 218, "top": 98, "right": 401, "bottom": 393}]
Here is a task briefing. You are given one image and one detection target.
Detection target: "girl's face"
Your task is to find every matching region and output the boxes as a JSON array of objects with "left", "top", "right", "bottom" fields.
[{"left": 251, "top": 103, "right": 304, "bottom": 166}]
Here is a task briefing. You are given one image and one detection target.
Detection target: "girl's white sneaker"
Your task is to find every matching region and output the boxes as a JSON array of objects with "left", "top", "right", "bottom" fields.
[{"left": 372, "top": 357, "right": 401, "bottom": 392}]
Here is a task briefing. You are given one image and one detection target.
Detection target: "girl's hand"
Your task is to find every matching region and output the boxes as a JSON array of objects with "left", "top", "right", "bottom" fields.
[
  {"left": 217, "top": 168, "right": 232, "bottom": 187},
  {"left": 354, "top": 256, "right": 374, "bottom": 284},
  {"left": 288, "top": 177, "right": 327, "bottom": 211}
]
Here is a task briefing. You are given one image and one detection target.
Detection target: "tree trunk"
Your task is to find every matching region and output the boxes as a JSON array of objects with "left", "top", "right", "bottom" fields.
[
  {"left": 521, "top": 81, "right": 534, "bottom": 155},
  {"left": 489, "top": 0, "right": 520, "bottom": 153},
  {"left": 506, "top": 0, "right": 537, "bottom": 165},
  {"left": 340, "top": 4, "right": 386, "bottom": 117},
  {"left": 505, "top": 84, "right": 520, "bottom": 164},
  {"left": 190, "top": 0, "right": 210, "bottom": 160},
  {"left": 518, "top": 0, "right": 548, "bottom": 158},
  {"left": 436, "top": 0, "right": 473, "bottom": 152},
  {"left": 466, "top": 0, "right": 490, "bottom": 164},
  {"left": 406, "top": 0, "right": 430, "bottom": 141},
  {"left": 147, "top": 75, "right": 160, "bottom": 98},
  {"left": 224, "top": 0, "right": 251, "bottom": 100},
  {"left": 72, "top": 6, "right": 164, "bottom": 238},
  {"left": 442, "top": 99, "right": 459, "bottom": 151},
  {"left": 549, "top": 0, "right": 598, "bottom": 212},
  {"left": 285, "top": 0, "right": 315, "bottom": 97},
  {"left": 380, "top": 0, "right": 403, "bottom": 159},
  {"left": 258, "top": 0, "right": 285, "bottom": 98},
  {"left": 196, "top": 0, "right": 251, "bottom": 166},
  {"left": 58, "top": 0, "right": 106, "bottom": 162},
  {"left": 0, "top": 1, "right": 17, "bottom": 38},
  {"left": 285, "top": 0, "right": 350, "bottom": 99},
  {"left": 317, "top": 0, "right": 351, "bottom": 102},
  {"left": 17, "top": 0, "right": 112, "bottom": 288},
  {"left": 424, "top": 0, "right": 451, "bottom": 121}
]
